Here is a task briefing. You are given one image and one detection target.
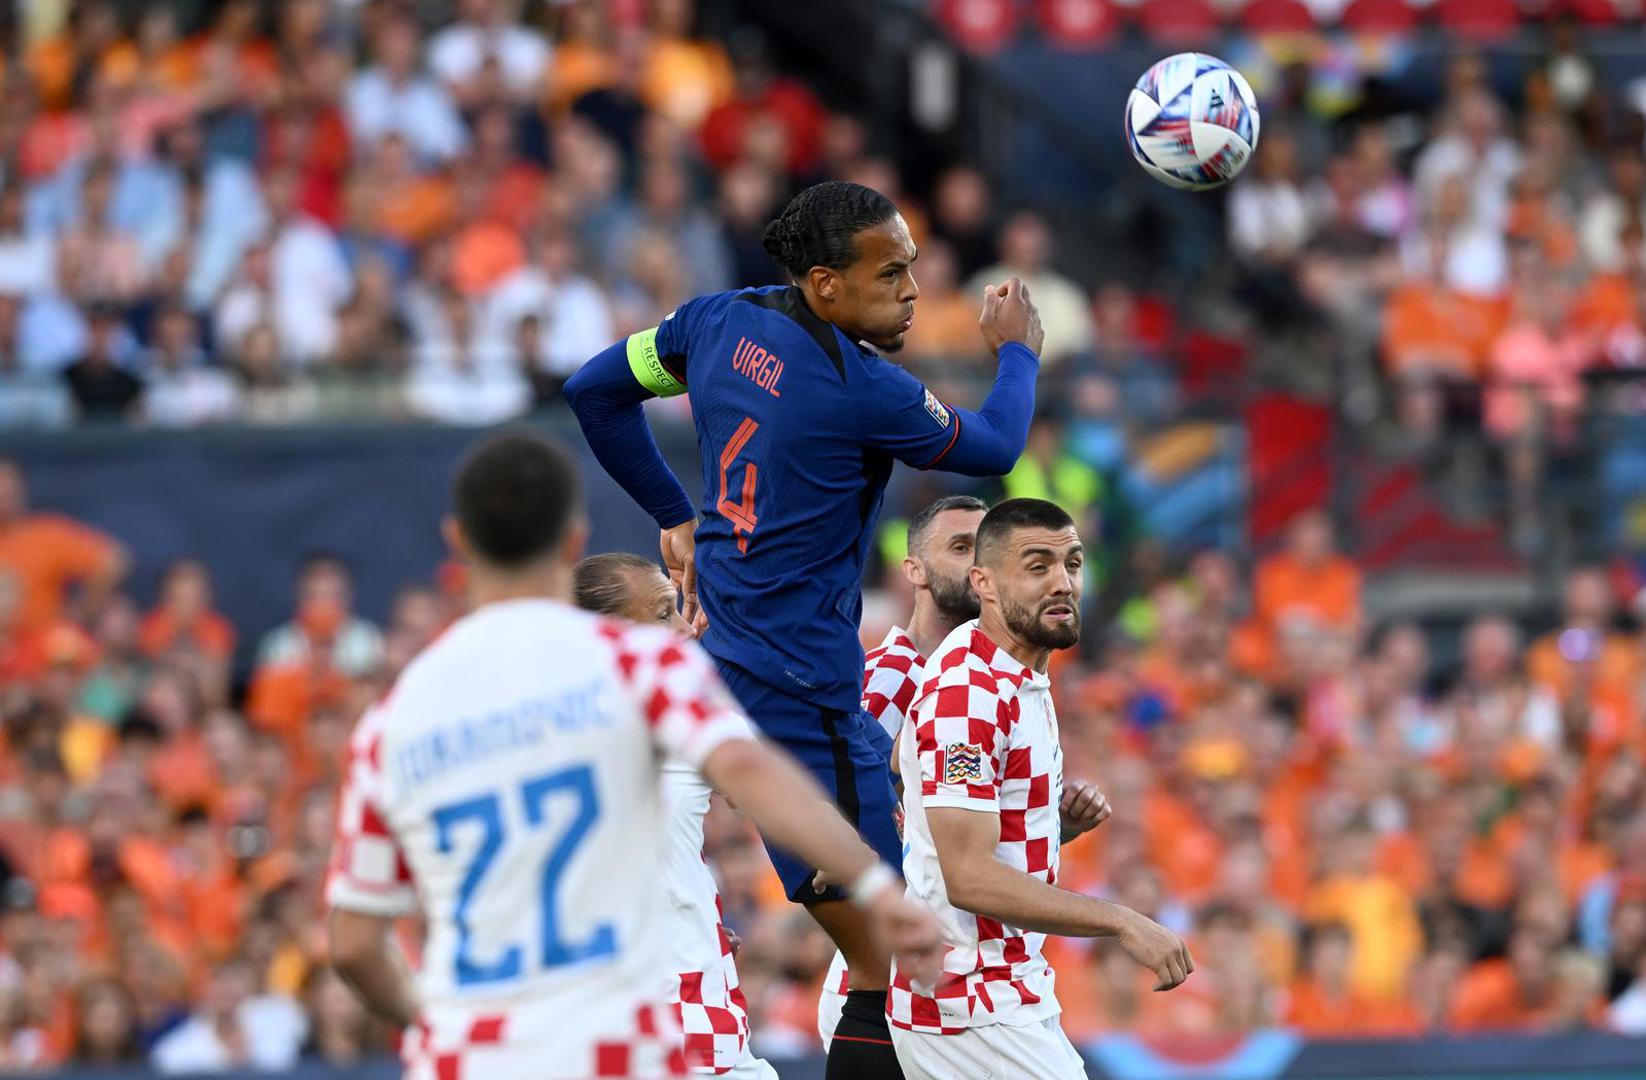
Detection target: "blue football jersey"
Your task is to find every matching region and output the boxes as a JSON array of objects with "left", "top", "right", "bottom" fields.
[{"left": 640, "top": 285, "right": 965, "bottom": 711}]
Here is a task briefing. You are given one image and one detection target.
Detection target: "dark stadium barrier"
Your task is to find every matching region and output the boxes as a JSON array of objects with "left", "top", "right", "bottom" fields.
[
  {"left": 0, "top": 413, "right": 700, "bottom": 675},
  {"left": 28, "top": 1032, "right": 1646, "bottom": 1079}
]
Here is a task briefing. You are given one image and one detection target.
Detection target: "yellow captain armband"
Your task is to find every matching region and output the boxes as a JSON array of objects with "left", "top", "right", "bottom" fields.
[{"left": 626, "top": 326, "right": 687, "bottom": 398}]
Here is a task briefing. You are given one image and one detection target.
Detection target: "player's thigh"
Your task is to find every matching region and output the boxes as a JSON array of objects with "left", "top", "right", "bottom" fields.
[
  {"left": 808, "top": 898, "right": 890, "bottom": 985},
  {"left": 890, "top": 1020, "right": 1088, "bottom": 1080}
]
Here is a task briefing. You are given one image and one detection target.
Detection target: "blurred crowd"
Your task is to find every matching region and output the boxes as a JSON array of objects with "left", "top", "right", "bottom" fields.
[
  {"left": 1231, "top": 30, "right": 1646, "bottom": 544},
  {"left": 6, "top": 0, "right": 1646, "bottom": 1072},
  {"left": 0, "top": 0, "right": 1132, "bottom": 435},
  {"left": 3, "top": 448, "right": 1646, "bottom": 1069}
]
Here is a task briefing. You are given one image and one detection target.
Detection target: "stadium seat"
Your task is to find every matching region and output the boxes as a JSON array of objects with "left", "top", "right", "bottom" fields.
[
  {"left": 1239, "top": 0, "right": 1320, "bottom": 34},
  {"left": 1340, "top": 0, "right": 1422, "bottom": 34},
  {"left": 1541, "top": 0, "right": 1623, "bottom": 24},
  {"left": 1434, "top": 0, "right": 1522, "bottom": 40},
  {"left": 1035, "top": 0, "right": 1122, "bottom": 49},
  {"left": 934, "top": 0, "right": 1021, "bottom": 53},
  {"left": 1135, "top": 0, "right": 1224, "bottom": 45}
]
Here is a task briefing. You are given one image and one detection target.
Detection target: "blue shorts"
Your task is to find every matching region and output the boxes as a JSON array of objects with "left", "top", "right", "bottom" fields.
[{"left": 713, "top": 658, "right": 901, "bottom": 904}]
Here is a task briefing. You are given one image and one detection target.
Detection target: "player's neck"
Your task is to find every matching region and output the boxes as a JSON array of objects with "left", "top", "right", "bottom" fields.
[
  {"left": 977, "top": 610, "right": 1051, "bottom": 674},
  {"left": 466, "top": 564, "right": 573, "bottom": 610},
  {"left": 905, "top": 597, "right": 966, "bottom": 660}
]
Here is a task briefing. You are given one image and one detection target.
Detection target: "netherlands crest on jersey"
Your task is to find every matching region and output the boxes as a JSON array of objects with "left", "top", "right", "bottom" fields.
[
  {"left": 923, "top": 388, "right": 950, "bottom": 429},
  {"left": 944, "top": 742, "right": 984, "bottom": 785}
]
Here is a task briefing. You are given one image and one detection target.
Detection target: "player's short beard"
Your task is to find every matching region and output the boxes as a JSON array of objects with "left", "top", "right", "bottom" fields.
[
  {"left": 1001, "top": 593, "right": 1081, "bottom": 651},
  {"left": 927, "top": 568, "right": 980, "bottom": 624}
]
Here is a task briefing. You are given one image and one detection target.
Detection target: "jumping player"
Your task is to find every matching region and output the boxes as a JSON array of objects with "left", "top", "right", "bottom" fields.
[
  {"left": 572, "top": 552, "right": 776, "bottom": 1079},
  {"left": 566, "top": 181, "right": 1043, "bottom": 1077},
  {"left": 891, "top": 499, "right": 1191, "bottom": 1079},
  {"left": 325, "top": 432, "right": 943, "bottom": 1080}
]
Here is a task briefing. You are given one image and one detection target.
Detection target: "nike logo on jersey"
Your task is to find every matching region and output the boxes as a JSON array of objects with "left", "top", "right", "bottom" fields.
[{"left": 731, "top": 336, "right": 784, "bottom": 397}]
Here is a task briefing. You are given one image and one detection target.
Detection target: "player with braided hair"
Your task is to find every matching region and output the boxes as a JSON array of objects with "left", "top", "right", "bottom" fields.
[{"left": 566, "top": 180, "right": 1044, "bottom": 1078}]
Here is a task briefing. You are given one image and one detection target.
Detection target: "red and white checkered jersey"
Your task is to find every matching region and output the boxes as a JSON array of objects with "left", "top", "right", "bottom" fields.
[
  {"left": 658, "top": 764, "right": 761, "bottom": 1075},
  {"left": 889, "top": 620, "right": 1064, "bottom": 1035},
  {"left": 327, "top": 599, "right": 753, "bottom": 1079},
  {"left": 821, "top": 625, "right": 930, "bottom": 1043},
  {"left": 862, "top": 624, "right": 925, "bottom": 740}
]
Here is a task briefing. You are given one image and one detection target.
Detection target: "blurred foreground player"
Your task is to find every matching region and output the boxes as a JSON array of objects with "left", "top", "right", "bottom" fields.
[
  {"left": 566, "top": 181, "right": 1043, "bottom": 1078},
  {"left": 892, "top": 499, "right": 1191, "bottom": 1079},
  {"left": 573, "top": 552, "right": 776, "bottom": 1079},
  {"left": 818, "top": 493, "right": 988, "bottom": 1047},
  {"left": 325, "top": 431, "right": 942, "bottom": 1079}
]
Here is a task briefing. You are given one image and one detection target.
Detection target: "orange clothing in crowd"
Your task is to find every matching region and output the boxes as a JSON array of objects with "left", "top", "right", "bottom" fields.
[
  {"left": 1525, "top": 630, "right": 1641, "bottom": 700},
  {"left": 1144, "top": 789, "right": 1225, "bottom": 904},
  {"left": 1284, "top": 978, "right": 1424, "bottom": 1037},
  {"left": 1571, "top": 273, "right": 1635, "bottom": 336},
  {"left": 1382, "top": 286, "right": 1509, "bottom": 380},
  {"left": 138, "top": 607, "right": 237, "bottom": 660},
  {"left": 1303, "top": 873, "right": 1423, "bottom": 1003},
  {"left": 0, "top": 514, "right": 121, "bottom": 639},
  {"left": 451, "top": 220, "right": 527, "bottom": 296},
  {"left": 641, "top": 38, "right": 734, "bottom": 129},
  {"left": 1448, "top": 959, "right": 1554, "bottom": 1031},
  {"left": 1254, "top": 552, "right": 1362, "bottom": 635}
]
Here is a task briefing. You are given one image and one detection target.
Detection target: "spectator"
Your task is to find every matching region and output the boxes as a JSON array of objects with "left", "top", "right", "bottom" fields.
[
  {"left": 428, "top": 0, "right": 552, "bottom": 111},
  {"left": 255, "top": 554, "right": 383, "bottom": 679},
  {"left": 967, "top": 210, "right": 1095, "bottom": 363},
  {"left": 55, "top": 162, "right": 147, "bottom": 307},
  {"left": 138, "top": 560, "right": 236, "bottom": 666},
  {"left": 1449, "top": 926, "right": 1568, "bottom": 1031},
  {"left": 930, "top": 166, "right": 997, "bottom": 281},
  {"left": 481, "top": 228, "right": 614, "bottom": 379},
  {"left": 0, "top": 184, "right": 54, "bottom": 301},
  {"left": 1251, "top": 509, "right": 1362, "bottom": 657},
  {"left": 1228, "top": 129, "right": 1313, "bottom": 268},
  {"left": 1414, "top": 88, "right": 1523, "bottom": 233},
  {"left": 0, "top": 454, "right": 125, "bottom": 648},
  {"left": 140, "top": 307, "right": 239, "bottom": 428},
  {"left": 60, "top": 306, "right": 142, "bottom": 424},
  {"left": 716, "top": 160, "right": 786, "bottom": 288},
  {"left": 642, "top": 0, "right": 734, "bottom": 130},
  {"left": 699, "top": 29, "right": 826, "bottom": 177},
  {"left": 1401, "top": 173, "right": 1510, "bottom": 298},
  {"left": 608, "top": 157, "right": 731, "bottom": 296},
  {"left": 232, "top": 323, "right": 317, "bottom": 425},
  {"left": 0, "top": 294, "right": 71, "bottom": 428},
  {"left": 406, "top": 290, "right": 529, "bottom": 426},
  {"left": 72, "top": 978, "right": 140, "bottom": 1065},
  {"left": 263, "top": 168, "right": 353, "bottom": 364},
  {"left": 149, "top": 958, "right": 306, "bottom": 1075},
  {"left": 900, "top": 238, "right": 983, "bottom": 363},
  {"left": 345, "top": 14, "right": 467, "bottom": 166}
]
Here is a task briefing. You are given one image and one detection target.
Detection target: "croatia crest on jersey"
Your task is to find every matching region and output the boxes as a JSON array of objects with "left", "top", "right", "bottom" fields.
[{"left": 943, "top": 742, "right": 984, "bottom": 785}]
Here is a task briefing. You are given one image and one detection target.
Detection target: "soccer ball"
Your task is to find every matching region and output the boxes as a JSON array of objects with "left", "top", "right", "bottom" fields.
[{"left": 1126, "top": 53, "right": 1260, "bottom": 192}]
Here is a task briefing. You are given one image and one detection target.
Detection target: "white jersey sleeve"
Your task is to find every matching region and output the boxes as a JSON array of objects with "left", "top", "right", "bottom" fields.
[
  {"left": 326, "top": 703, "right": 419, "bottom": 918},
  {"left": 595, "top": 619, "right": 754, "bottom": 769}
]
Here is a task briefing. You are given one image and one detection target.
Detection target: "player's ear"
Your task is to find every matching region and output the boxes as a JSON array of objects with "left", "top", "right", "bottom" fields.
[
  {"left": 441, "top": 515, "right": 471, "bottom": 564},
  {"left": 902, "top": 556, "right": 925, "bottom": 589},
  {"left": 969, "top": 563, "right": 993, "bottom": 604},
  {"left": 808, "top": 265, "right": 837, "bottom": 302}
]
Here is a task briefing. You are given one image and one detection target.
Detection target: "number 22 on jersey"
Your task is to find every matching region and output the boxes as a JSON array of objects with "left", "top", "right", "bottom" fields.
[{"left": 431, "top": 763, "right": 615, "bottom": 987}]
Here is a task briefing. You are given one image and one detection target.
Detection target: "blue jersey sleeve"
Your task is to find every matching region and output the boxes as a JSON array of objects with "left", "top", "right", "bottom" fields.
[
  {"left": 858, "top": 342, "right": 1039, "bottom": 476},
  {"left": 564, "top": 295, "right": 723, "bottom": 530}
]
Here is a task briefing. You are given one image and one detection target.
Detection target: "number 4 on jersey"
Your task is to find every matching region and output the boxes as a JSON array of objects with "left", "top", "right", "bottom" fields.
[{"left": 717, "top": 417, "right": 759, "bottom": 553}]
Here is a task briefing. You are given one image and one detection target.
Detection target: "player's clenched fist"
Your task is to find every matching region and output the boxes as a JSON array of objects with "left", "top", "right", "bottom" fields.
[
  {"left": 979, "top": 277, "right": 1046, "bottom": 358},
  {"left": 1116, "top": 908, "right": 1195, "bottom": 991}
]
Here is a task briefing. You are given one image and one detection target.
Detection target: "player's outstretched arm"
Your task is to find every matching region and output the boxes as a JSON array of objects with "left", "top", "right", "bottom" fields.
[
  {"left": 927, "top": 806, "right": 1194, "bottom": 991},
  {"left": 564, "top": 338, "right": 696, "bottom": 531},
  {"left": 700, "top": 738, "right": 945, "bottom": 984},
  {"left": 329, "top": 908, "right": 421, "bottom": 1028}
]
